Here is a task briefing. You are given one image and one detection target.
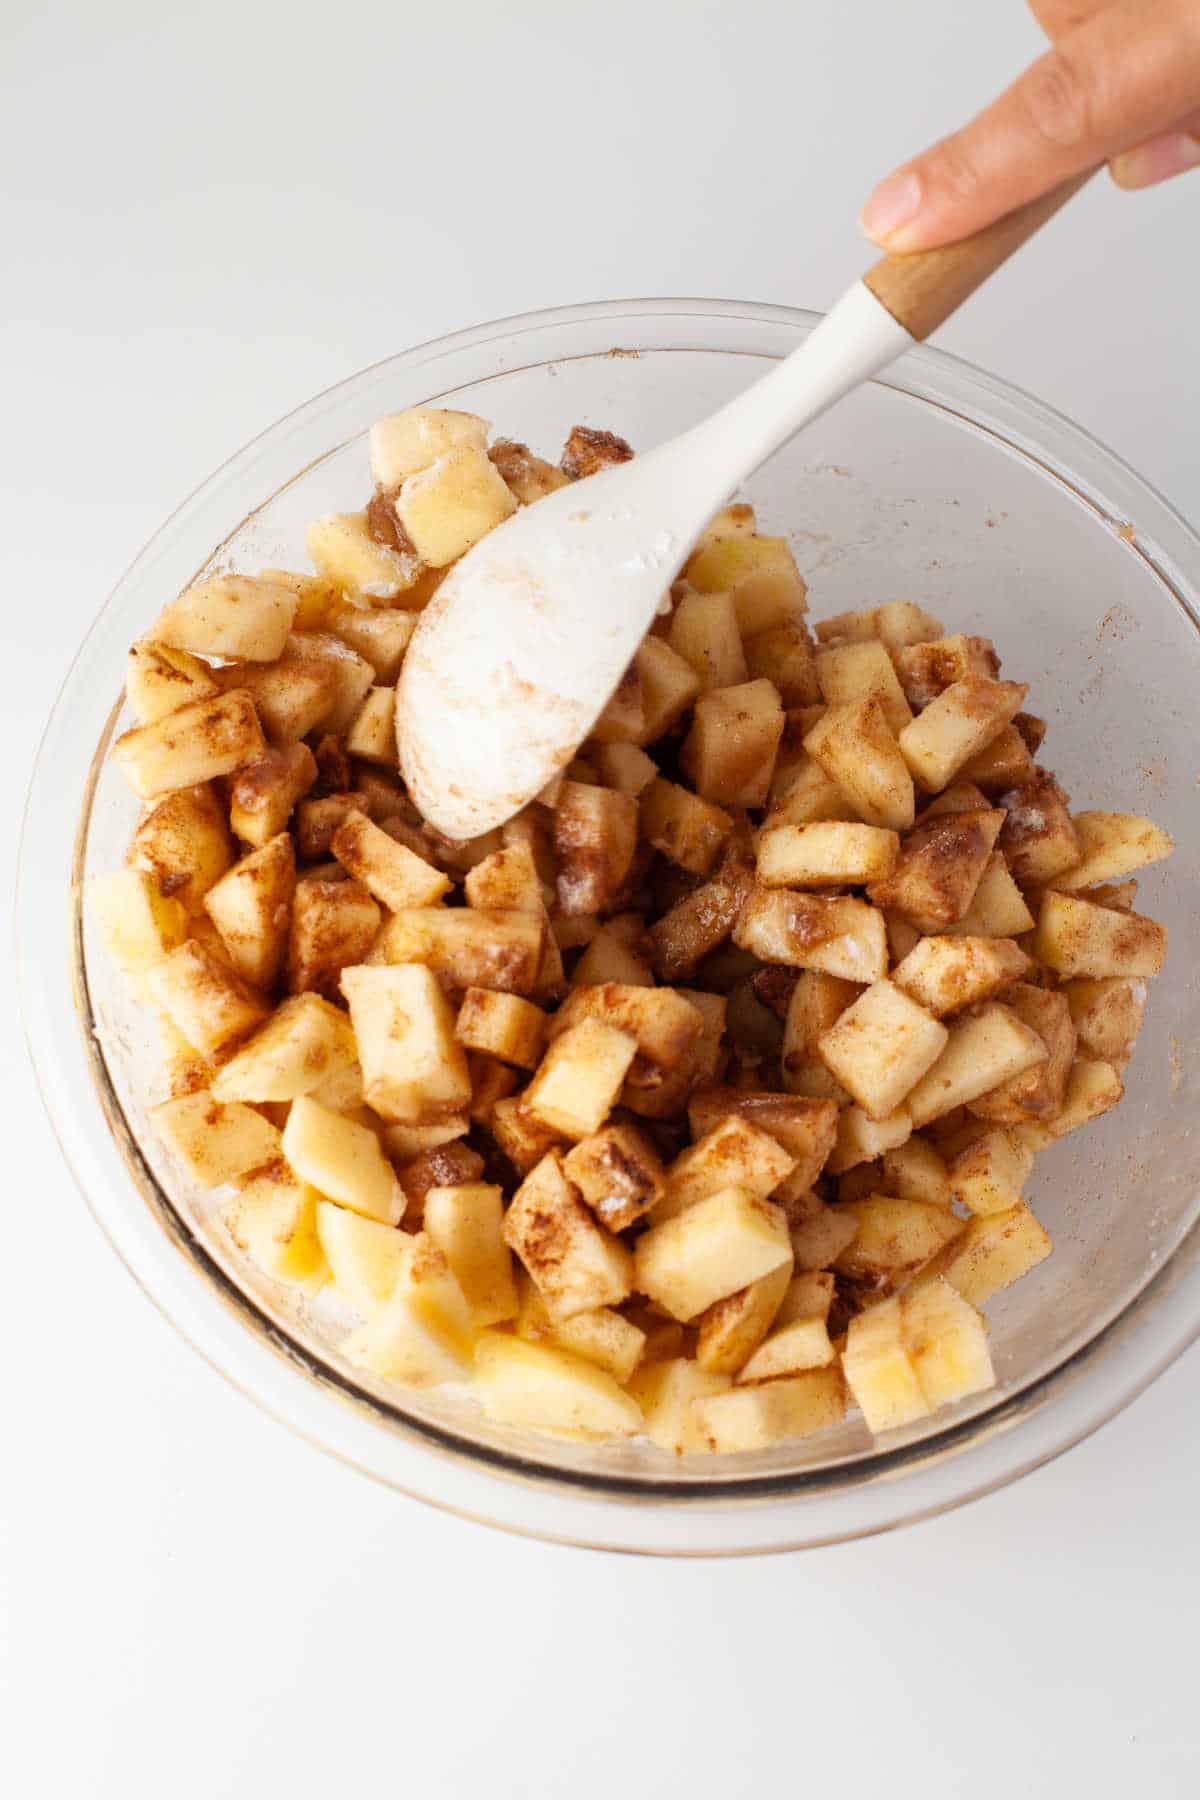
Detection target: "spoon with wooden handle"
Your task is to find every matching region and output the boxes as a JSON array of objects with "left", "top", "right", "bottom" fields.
[{"left": 399, "top": 172, "right": 1093, "bottom": 839}]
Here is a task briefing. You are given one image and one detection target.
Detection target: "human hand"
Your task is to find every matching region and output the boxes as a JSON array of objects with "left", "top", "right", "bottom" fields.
[{"left": 860, "top": 0, "right": 1200, "bottom": 249}]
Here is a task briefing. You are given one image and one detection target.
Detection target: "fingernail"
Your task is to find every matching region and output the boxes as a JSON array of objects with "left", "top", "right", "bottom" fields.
[
  {"left": 858, "top": 171, "right": 922, "bottom": 245},
  {"left": 1111, "top": 130, "right": 1200, "bottom": 191}
]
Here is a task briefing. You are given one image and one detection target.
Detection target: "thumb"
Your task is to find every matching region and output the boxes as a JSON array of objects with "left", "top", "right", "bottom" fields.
[{"left": 860, "top": 0, "right": 1200, "bottom": 249}]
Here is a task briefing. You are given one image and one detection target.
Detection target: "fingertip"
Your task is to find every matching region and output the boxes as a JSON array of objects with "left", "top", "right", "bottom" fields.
[
  {"left": 858, "top": 171, "right": 923, "bottom": 248},
  {"left": 1110, "top": 131, "right": 1200, "bottom": 191}
]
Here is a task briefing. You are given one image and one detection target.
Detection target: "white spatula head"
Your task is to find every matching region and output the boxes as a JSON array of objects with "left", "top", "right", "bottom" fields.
[{"left": 398, "top": 283, "right": 914, "bottom": 838}]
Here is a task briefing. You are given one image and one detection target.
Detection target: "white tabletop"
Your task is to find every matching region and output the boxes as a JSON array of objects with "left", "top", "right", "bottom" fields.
[{"left": 4, "top": 3, "right": 1197, "bottom": 1793}]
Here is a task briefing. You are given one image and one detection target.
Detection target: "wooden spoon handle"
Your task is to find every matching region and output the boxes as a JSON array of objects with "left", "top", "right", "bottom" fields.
[{"left": 864, "top": 170, "right": 1095, "bottom": 341}]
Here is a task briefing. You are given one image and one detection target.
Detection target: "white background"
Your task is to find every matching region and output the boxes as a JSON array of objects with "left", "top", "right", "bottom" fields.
[{"left": 4, "top": 1, "right": 1198, "bottom": 1793}]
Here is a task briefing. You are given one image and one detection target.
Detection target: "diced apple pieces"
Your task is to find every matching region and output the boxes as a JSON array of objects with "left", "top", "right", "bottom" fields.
[
  {"left": 503, "top": 1151, "right": 634, "bottom": 1316},
  {"left": 900, "top": 1277, "right": 995, "bottom": 1412},
  {"left": 489, "top": 439, "right": 571, "bottom": 505},
  {"left": 688, "top": 1087, "right": 840, "bottom": 1190},
  {"left": 210, "top": 654, "right": 338, "bottom": 744},
  {"left": 202, "top": 831, "right": 295, "bottom": 990},
  {"left": 150, "top": 1091, "right": 280, "bottom": 1187},
  {"left": 283, "top": 632, "right": 376, "bottom": 733},
  {"left": 816, "top": 602, "right": 943, "bottom": 650},
  {"left": 423, "top": 1183, "right": 518, "bottom": 1327},
  {"left": 342, "top": 1234, "right": 474, "bottom": 1386},
  {"left": 640, "top": 777, "right": 732, "bottom": 875},
  {"left": 767, "top": 753, "right": 851, "bottom": 826},
  {"left": 630, "top": 1357, "right": 733, "bottom": 1453},
  {"left": 1033, "top": 891, "right": 1167, "bottom": 978},
  {"left": 550, "top": 982, "right": 703, "bottom": 1077},
  {"left": 867, "top": 808, "right": 1004, "bottom": 931},
  {"left": 524, "top": 1018, "right": 637, "bottom": 1139},
  {"left": 905, "top": 1003, "right": 1049, "bottom": 1128},
  {"left": 694, "top": 1261, "right": 794, "bottom": 1376},
  {"left": 1011, "top": 1058, "right": 1124, "bottom": 1151},
  {"left": 515, "top": 1278, "right": 645, "bottom": 1383},
  {"left": 818, "top": 980, "right": 948, "bottom": 1120},
  {"left": 288, "top": 878, "right": 380, "bottom": 999},
  {"left": 881, "top": 1136, "right": 951, "bottom": 1206},
  {"left": 369, "top": 406, "right": 490, "bottom": 486},
  {"left": 571, "top": 927, "right": 653, "bottom": 988},
  {"left": 898, "top": 677, "right": 1027, "bottom": 793},
  {"left": 473, "top": 1332, "right": 642, "bottom": 1439},
  {"left": 739, "top": 1272, "right": 835, "bottom": 1380},
  {"left": 306, "top": 510, "right": 422, "bottom": 600},
  {"left": 692, "top": 1367, "right": 847, "bottom": 1453},
  {"left": 891, "top": 934, "right": 1031, "bottom": 1016},
  {"left": 282, "top": 1095, "right": 404, "bottom": 1224},
  {"left": 658, "top": 1116, "right": 796, "bottom": 1221},
  {"left": 685, "top": 532, "right": 802, "bottom": 596},
  {"left": 785, "top": 1200, "right": 856, "bottom": 1270},
  {"left": 590, "top": 661, "right": 646, "bottom": 745},
  {"left": 969, "top": 984, "right": 1075, "bottom": 1124},
  {"left": 314, "top": 1202, "right": 409, "bottom": 1314},
  {"left": 327, "top": 605, "right": 415, "bottom": 682},
  {"left": 376, "top": 907, "right": 544, "bottom": 996},
  {"left": 647, "top": 864, "right": 754, "bottom": 981},
  {"left": 342, "top": 687, "right": 397, "bottom": 767},
  {"left": 996, "top": 770, "right": 1081, "bottom": 886},
  {"left": 1053, "top": 811, "right": 1174, "bottom": 891},
  {"left": 816, "top": 639, "right": 913, "bottom": 735},
  {"left": 916, "top": 1204, "right": 1052, "bottom": 1306},
  {"left": 112, "top": 689, "right": 265, "bottom": 800},
  {"left": 1063, "top": 976, "right": 1147, "bottom": 1067},
  {"left": 221, "top": 1160, "right": 328, "bottom": 1295},
  {"left": 757, "top": 820, "right": 899, "bottom": 888},
  {"left": 923, "top": 782, "right": 991, "bottom": 817},
  {"left": 210, "top": 992, "right": 357, "bottom": 1103},
  {"left": 633, "top": 635, "right": 702, "bottom": 744},
  {"left": 152, "top": 574, "right": 297, "bottom": 663},
  {"left": 803, "top": 697, "right": 915, "bottom": 831},
  {"left": 734, "top": 888, "right": 888, "bottom": 983},
  {"left": 892, "top": 633, "right": 999, "bottom": 709},
  {"left": 594, "top": 742, "right": 658, "bottom": 797},
  {"left": 942, "top": 853, "right": 1035, "bottom": 938},
  {"left": 843, "top": 1298, "right": 929, "bottom": 1433},
  {"left": 960, "top": 725, "right": 1035, "bottom": 793},
  {"left": 669, "top": 589, "right": 748, "bottom": 690},
  {"left": 827, "top": 1102, "right": 913, "bottom": 1174},
  {"left": 681, "top": 679, "right": 784, "bottom": 809},
  {"left": 258, "top": 568, "right": 340, "bottom": 630},
  {"left": 395, "top": 446, "right": 516, "bottom": 567},
  {"left": 635, "top": 1186, "right": 791, "bottom": 1322},
  {"left": 342, "top": 964, "right": 472, "bottom": 1123},
  {"left": 947, "top": 1128, "right": 1034, "bottom": 1215},
  {"left": 554, "top": 781, "right": 638, "bottom": 914},
  {"left": 449, "top": 991, "right": 542, "bottom": 1075},
  {"left": 488, "top": 1097, "right": 563, "bottom": 1175},
  {"left": 89, "top": 867, "right": 188, "bottom": 975},
  {"left": 331, "top": 810, "right": 450, "bottom": 911},
  {"left": 834, "top": 1196, "right": 962, "bottom": 1279},
  {"left": 561, "top": 1122, "right": 666, "bottom": 1232},
  {"left": 743, "top": 623, "right": 820, "bottom": 707},
  {"left": 129, "top": 783, "right": 235, "bottom": 914},
  {"left": 145, "top": 939, "right": 269, "bottom": 1058},
  {"left": 781, "top": 971, "right": 860, "bottom": 1088},
  {"left": 229, "top": 744, "right": 317, "bottom": 848},
  {"left": 126, "top": 640, "right": 218, "bottom": 724}
]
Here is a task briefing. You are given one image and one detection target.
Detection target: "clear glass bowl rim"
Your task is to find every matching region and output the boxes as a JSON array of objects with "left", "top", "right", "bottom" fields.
[{"left": 19, "top": 295, "right": 1200, "bottom": 1556}]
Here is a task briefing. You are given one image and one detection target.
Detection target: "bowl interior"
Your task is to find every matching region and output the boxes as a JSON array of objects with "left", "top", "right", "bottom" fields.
[{"left": 75, "top": 308, "right": 1200, "bottom": 1492}]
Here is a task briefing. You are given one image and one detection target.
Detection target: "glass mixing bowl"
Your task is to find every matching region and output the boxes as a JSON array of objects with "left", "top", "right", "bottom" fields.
[{"left": 19, "top": 299, "right": 1200, "bottom": 1555}]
